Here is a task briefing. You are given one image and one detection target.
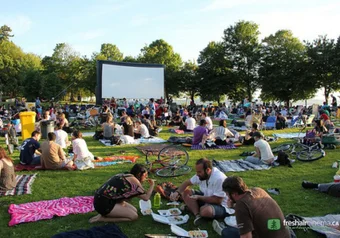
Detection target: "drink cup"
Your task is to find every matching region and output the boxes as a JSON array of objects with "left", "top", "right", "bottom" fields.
[{"left": 334, "top": 175, "right": 340, "bottom": 183}]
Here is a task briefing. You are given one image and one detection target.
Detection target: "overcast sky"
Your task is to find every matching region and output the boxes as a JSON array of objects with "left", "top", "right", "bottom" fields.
[{"left": 1, "top": 0, "right": 339, "bottom": 61}]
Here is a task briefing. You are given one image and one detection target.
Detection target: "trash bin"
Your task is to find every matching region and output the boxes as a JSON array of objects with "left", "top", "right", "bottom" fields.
[
  {"left": 19, "top": 111, "right": 36, "bottom": 140},
  {"left": 40, "top": 120, "right": 55, "bottom": 139}
]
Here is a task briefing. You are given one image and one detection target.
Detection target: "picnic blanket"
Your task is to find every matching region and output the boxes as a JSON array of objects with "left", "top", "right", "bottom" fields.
[
  {"left": 135, "top": 144, "right": 169, "bottom": 155},
  {"left": 52, "top": 224, "right": 128, "bottom": 238},
  {"left": 303, "top": 214, "right": 340, "bottom": 238},
  {"left": 82, "top": 132, "right": 95, "bottom": 137},
  {"left": 213, "top": 159, "right": 271, "bottom": 173},
  {"left": 191, "top": 144, "right": 236, "bottom": 150},
  {"left": 93, "top": 156, "right": 139, "bottom": 163},
  {"left": 15, "top": 163, "right": 41, "bottom": 171},
  {"left": 99, "top": 139, "right": 115, "bottom": 146},
  {"left": 8, "top": 196, "right": 94, "bottom": 226},
  {"left": 229, "top": 125, "right": 248, "bottom": 131},
  {"left": 273, "top": 133, "right": 304, "bottom": 139},
  {"left": 0, "top": 173, "right": 37, "bottom": 196},
  {"left": 168, "top": 128, "right": 193, "bottom": 134},
  {"left": 94, "top": 161, "right": 132, "bottom": 167},
  {"left": 136, "top": 137, "right": 167, "bottom": 144}
]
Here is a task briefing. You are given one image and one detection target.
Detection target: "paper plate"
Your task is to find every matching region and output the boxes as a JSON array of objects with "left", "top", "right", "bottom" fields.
[
  {"left": 168, "top": 208, "right": 181, "bottom": 216},
  {"left": 224, "top": 216, "right": 237, "bottom": 228},
  {"left": 170, "top": 224, "right": 188, "bottom": 237}
]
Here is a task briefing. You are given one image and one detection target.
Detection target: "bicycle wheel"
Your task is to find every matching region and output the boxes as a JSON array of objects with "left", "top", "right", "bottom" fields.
[
  {"left": 156, "top": 165, "right": 192, "bottom": 177},
  {"left": 297, "top": 150, "right": 325, "bottom": 162},
  {"left": 158, "top": 145, "right": 189, "bottom": 167},
  {"left": 291, "top": 143, "right": 309, "bottom": 155},
  {"left": 272, "top": 144, "right": 291, "bottom": 153}
]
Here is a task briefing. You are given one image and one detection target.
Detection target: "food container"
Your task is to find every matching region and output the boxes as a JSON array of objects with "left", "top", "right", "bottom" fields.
[
  {"left": 170, "top": 224, "right": 208, "bottom": 237},
  {"left": 152, "top": 213, "right": 189, "bottom": 225},
  {"left": 139, "top": 200, "right": 153, "bottom": 215}
]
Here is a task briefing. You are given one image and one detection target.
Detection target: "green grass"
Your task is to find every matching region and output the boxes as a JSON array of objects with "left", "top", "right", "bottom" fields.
[{"left": 0, "top": 127, "right": 339, "bottom": 238}]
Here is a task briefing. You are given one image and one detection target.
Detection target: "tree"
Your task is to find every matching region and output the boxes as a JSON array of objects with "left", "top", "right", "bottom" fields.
[
  {"left": 197, "top": 41, "right": 233, "bottom": 103},
  {"left": 259, "top": 30, "right": 316, "bottom": 106},
  {"left": 138, "top": 39, "right": 182, "bottom": 98},
  {"left": 179, "top": 61, "right": 201, "bottom": 103},
  {"left": 222, "top": 21, "right": 261, "bottom": 101},
  {"left": 98, "top": 43, "right": 123, "bottom": 61},
  {"left": 0, "top": 25, "right": 14, "bottom": 41},
  {"left": 306, "top": 36, "right": 340, "bottom": 104}
]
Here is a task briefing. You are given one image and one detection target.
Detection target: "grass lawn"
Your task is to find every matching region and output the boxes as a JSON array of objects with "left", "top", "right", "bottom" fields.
[{"left": 0, "top": 126, "right": 339, "bottom": 237}]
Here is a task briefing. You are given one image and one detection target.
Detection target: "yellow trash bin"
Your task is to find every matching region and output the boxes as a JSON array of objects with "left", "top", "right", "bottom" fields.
[{"left": 19, "top": 111, "right": 36, "bottom": 140}]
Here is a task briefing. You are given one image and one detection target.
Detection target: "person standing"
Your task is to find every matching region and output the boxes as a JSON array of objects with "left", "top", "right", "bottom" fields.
[
  {"left": 215, "top": 176, "right": 290, "bottom": 238},
  {"left": 19, "top": 131, "right": 41, "bottom": 165}
]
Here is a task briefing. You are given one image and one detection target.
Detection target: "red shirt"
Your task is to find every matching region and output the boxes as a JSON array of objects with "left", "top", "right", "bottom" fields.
[{"left": 320, "top": 113, "right": 329, "bottom": 121}]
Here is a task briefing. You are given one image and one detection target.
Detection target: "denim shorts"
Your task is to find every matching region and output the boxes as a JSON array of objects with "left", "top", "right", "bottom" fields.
[{"left": 192, "top": 190, "right": 228, "bottom": 219}]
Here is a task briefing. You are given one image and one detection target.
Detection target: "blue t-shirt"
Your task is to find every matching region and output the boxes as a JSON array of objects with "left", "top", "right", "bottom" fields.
[{"left": 19, "top": 138, "right": 40, "bottom": 165}]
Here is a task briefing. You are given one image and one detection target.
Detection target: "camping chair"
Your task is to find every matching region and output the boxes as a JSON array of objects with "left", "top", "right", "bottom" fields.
[
  {"left": 263, "top": 116, "right": 276, "bottom": 130},
  {"left": 306, "top": 114, "right": 315, "bottom": 127}
]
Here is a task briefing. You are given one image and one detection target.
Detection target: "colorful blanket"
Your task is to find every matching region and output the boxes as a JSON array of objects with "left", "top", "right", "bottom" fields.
[
  {"left": 93, "top": 156, "right": 139, "bottom": 163},
  {"left": 0, "top": 174, "right": 37, "bottom": 196},
  {"left": 8, "top": 196, "right": 94, "bottom": 226},
  {"left": 94, "top": 161, "right": 132, "bottom": 167},
  {"left": 168, "top": 128, "right": 193, "bottom": 134},
  {"left": 191, "top": 144, "right": 236, "bottom": 150},
  {"left": 213, "top": 159, "right": 271, "bottom": 173}
]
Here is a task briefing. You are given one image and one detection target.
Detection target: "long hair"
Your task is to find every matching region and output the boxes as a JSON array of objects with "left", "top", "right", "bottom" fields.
[
  {"left": 0, "top": 146, "right": 13, "bottom": 162},
  {"left": 130, "top": 164, "right": 147, "bottom": 181}
]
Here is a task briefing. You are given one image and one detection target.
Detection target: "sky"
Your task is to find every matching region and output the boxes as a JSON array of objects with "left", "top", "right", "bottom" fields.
[{"left": 1, "top": 0, "right": 340, "bottom": 62}]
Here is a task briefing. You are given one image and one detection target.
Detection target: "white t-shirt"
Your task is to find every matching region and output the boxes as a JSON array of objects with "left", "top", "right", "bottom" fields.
[
  {"left": 54, "top": 129, "right": 68, "bottom": 149},
  {"left": 185, "top": 117, "right": 196, "bottom": 130},
  {"left": 72, "top": 138, "right": 94, "bottom": 160},
  {"left": 190, "top": 167, "right": 228, "bottom": 208},
  {"left": 254, "top": 139, "right": 274, "bottom": 164},
  {"left": 140, "top": 124, "right": 150, "bottom": 138},
  {"left": 205, "top": 116, "right": 213, "bottom": 130}
]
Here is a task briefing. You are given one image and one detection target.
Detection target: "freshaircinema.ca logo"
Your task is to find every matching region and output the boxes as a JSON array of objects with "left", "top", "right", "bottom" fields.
[{"left": 267, "top": 219, "right": 281, "bottom": 230}]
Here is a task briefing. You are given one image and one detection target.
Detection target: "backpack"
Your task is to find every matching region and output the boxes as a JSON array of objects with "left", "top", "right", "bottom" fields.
[
  {"left": 277, "top": 151, "right": 292, "bottom": 167},
  {"left": 93, "top": 130, "right": 104, "bottom": 140},
  {"left": 110, "top": 136, "right": 122, "bottom": 145},
  {"left": 155, "top": 182, "right": 181, "bottom": 201}
]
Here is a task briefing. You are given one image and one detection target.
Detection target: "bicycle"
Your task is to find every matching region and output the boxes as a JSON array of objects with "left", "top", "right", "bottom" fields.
[
  {"left": 145, "top": 145, "right": 192, "bottom": 177},
  {"left": 271, "top": 128, "right": 325, "bottom": 162}
]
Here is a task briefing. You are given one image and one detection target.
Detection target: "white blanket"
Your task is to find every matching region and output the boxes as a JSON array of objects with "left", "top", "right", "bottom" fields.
[
  {"left": 99, "top": 137, "right": 167, "bottom": 146},
  {"left": 273, "top": 133, "right": 304, "bottom": 139}
]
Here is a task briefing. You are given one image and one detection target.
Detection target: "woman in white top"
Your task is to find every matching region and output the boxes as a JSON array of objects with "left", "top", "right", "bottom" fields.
[
  {"left": 211, "top": 119, "right": 234, "bottom": 145},
  {"left": 134, "top": 120, "right": 150, "bottom": 139},
  {"left": 71, "top": 130, "right": 95, "bottom": 170}
]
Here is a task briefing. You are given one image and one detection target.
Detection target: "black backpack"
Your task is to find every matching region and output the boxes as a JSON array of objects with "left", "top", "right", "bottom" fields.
[
  {"left": 110, "top": 136, "right": 122, "bottom": 145},
  {"left": 277, "top": 151, "right": 292, "bottom": 167}
]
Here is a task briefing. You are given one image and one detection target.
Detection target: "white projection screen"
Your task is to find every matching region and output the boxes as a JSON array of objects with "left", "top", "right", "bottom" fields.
[{"left": 96, "top": 60, "right": 165, "bottom": 104}]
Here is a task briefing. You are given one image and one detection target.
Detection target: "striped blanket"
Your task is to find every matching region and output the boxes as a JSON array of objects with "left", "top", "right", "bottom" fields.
[
  {"left": 191, "top": 144, "right": 236, "bottom": 150},
  {"left": 8, "top": 196, "right": 94, "bottom": 226},
  {"left": 213, "top": 159, "right": 271, "bottom": 173},
  {"left": 0, "top": 174, "right": 37, "bottom": 196}
]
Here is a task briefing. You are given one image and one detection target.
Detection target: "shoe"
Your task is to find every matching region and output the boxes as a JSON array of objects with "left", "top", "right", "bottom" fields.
[
  {"left": 212, "top": 219, "right": 225, "bottom": 236},
  {"left": 194, "top": 214, "right": 204, "bottom": 226},
  {"left": 302, "top": 181, "right": 318, "bottom": 189},
  {"left": 267, "top": 188, "right": 280, "bottom": 195}
]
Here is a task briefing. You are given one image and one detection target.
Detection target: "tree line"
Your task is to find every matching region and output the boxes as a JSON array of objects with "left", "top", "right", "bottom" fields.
[{"left": 1, "top": 21, "right": 340, "bottom": 105}]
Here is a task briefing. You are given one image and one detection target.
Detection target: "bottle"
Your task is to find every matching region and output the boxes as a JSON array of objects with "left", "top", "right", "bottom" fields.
[{"left": 153, "top": 192, "right": 161, "bottom": 208}]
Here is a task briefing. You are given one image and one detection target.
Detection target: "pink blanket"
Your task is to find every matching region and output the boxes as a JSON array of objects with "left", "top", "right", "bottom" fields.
[{"left": 8, "top": 196, "right": 94, "bottom": 226}]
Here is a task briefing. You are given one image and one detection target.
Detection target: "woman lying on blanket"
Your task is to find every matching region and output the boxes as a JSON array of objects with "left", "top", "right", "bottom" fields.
[
  {"left": 89, "top": 164, "right": 155, "bottom": 223},
  {"left": 0, "top": 146, "right": 17, "bottom": 191}
]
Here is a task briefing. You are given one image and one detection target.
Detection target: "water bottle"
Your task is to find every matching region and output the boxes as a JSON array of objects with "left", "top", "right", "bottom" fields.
[{"left": 153, "top": 192, "right": 161, "bottom": 208}]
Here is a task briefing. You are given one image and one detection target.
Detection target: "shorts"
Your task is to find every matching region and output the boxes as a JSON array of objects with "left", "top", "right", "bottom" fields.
[
  {"left": 93, "top": 193, "right": 116, "bottom": 216},
  {"left": 192, "top": 190, "right": 228, "bottom": 219}
]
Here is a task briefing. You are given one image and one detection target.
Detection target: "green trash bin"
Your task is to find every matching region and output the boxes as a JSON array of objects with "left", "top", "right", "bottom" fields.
[{"left": 40, "top": 120, "right": 55, "bottom": 139}]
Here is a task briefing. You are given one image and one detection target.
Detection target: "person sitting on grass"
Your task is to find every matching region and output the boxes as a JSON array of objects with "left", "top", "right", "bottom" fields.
[
  {"left": 245, "top": 132, "right": 274, "bottom": 165},
  {"left": 71, "top": 130, "right": 95, "bottom": 170},
  {"left": 134, "top": 120, "right": 150, "bottom": 139},
  {"left": 19, "top": 131, "right": 42, "bottom": 165},
  {"left": 0, "top": 146, "right": 17, "bottom": 192},
  {"left": 54, "top": 123, "right": 70, "bottom": 149},
  {"left": 169, "top": 158, "right": 229, "bottom": 226},
  {"left": 123, "top": 116, "right": 134, "bottom": 137},
  {"left": 101, "top": 116, "right": 115, "bottom": 140},
  {"left": 210, "top": 119, "right": 234, "bottom": 145},
  {"left": 212, "top": 176, "right": 290, "bottom": 237},
  {"left": 184, "top": 112, "right": 196, "bottom": 132},
  {"left": 240, "top": 123, "right": 259, "bottom": 146},
  {"left": 192, "top": 119, "right": 209, "bottom": 146},
  {"left": 169, "top": 111, "right": 183, "bottom": 126},
  {"left": 41, "top": 132, "right": 73, "bottom": 170},
  {"left": 312, "top": 119, "right": 328, "bottom": 137},
  {"left": 89, "top": 164, "right": 155, "bottom": 223}
]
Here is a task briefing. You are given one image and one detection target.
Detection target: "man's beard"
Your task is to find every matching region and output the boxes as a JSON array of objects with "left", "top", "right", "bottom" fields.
[{"left": 198, "top": 171, "right": 209, "bottom": 181}]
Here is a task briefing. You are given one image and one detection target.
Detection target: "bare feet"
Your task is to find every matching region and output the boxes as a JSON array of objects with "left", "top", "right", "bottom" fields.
[{"left": 89, "top": 214, "right": 102, "bottom": 223}]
